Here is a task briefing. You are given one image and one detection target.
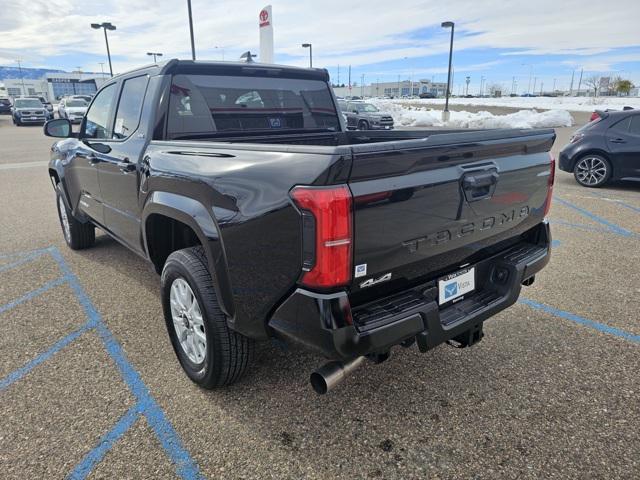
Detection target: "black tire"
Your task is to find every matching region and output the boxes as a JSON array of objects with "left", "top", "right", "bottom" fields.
[
  {"left": 55, "top": 186, "right": 95, "bottom": 249},
  {"left": 358, "top": 120, "right": 369, "bottom": 130},
  {"left": 161, "top": 246, "right": 253, "bottom": 389},
  {"left": 573, "top": 154, "right": 612, "bottom": 188}
]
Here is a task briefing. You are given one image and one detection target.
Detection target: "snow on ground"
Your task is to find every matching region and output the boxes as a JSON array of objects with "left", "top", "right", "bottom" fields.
[
  {"left": 382, "top": 96, "right": 640, "bottom": 112},
  {"left": 370, "top": 99, "right": 574, "bottom": 129}
]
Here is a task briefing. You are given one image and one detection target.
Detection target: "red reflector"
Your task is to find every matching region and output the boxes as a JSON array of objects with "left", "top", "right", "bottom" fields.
[
  {"left": 544, "top": 153, "right": 555, "bottom": 217},
  {"left": 290, "top": 185, "right": 353, "bottom": 288}
]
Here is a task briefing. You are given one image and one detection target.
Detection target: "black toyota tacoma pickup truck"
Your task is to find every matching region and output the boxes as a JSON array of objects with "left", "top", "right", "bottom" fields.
[{"left": 45, "top": 60, "right": 555, "bottom": 394}]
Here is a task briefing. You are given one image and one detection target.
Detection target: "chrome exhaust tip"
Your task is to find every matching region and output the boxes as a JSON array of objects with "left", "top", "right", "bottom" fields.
[{"left": 310, "top": 356, "right": 366, "bottom": 394}]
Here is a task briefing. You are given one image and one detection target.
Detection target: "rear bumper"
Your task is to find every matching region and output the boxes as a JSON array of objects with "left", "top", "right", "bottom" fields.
[
  {"left": 558, "top": 150, "right": 573, "bottom": 172},
  {"left": 269, "top": 221, "right": 551, "bottom": 360}
]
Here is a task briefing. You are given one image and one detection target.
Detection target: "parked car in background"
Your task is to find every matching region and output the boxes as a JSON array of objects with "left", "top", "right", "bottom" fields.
[
  {"left": 11, "top": 97, "right": 48, "bottom": 126},
  {"left": 58, "top": 98, "right": 89, "bottom": 123},
  {"left": 23, "top": 95, "right": 54, "bottom": 118},
  {"left": 559, "top": 109, "right": 640, "bottom": 187},
  {"left": 343, "top": 101, "right": 394, "bottom": 130},
  {"left": 0, "top": 98, "right": 12, "bottom": 114}
]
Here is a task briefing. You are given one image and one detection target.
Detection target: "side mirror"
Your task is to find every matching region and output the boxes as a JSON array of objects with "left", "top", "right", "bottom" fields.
[{"left": 44, "top": 118, "right": 72, "bottom": 138}]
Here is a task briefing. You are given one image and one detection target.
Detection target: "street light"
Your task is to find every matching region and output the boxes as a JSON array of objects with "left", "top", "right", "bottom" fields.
[
  {"left": 441, "top": 21, "right": 455, "bottom": 121},
  {"left": 302, "top": 43, "right": 312, "bottom": 68},
  {"left": 186, "top": 0, "right": 196, "bottom": 60},
  {"left": 147, "top": 52, "right": 163, "bottom": 63},
  {"left": 91, "top": 22, "right": 116, "bottom": 77}
]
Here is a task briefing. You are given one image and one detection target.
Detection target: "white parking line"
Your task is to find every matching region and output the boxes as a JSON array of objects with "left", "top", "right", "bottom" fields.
[{"left": 0, "top": 161, "right": 49, "bottom": 170}]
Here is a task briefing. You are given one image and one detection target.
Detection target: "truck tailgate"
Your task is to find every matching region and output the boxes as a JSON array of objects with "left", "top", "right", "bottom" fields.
[{"left": 347, "top": 129, "right": 555, "bottom": 296}]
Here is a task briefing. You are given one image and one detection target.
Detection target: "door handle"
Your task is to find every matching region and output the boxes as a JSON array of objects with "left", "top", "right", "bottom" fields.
[
  {"left": 461, "top": 170, "right": 499, "bottom": 202},
  {"left": 610, "top": 138, "right": 626, "bottom": 144}
]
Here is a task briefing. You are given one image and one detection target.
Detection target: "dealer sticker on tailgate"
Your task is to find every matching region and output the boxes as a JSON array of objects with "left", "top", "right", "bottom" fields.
[{"left": 438, "top": 267, "right": 475, "bottom": 305}]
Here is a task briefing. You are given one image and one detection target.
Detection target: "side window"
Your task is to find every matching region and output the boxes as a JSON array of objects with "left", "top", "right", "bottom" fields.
[
  {"left": 113, "top": 76, "right": 149, "bottom": 139},
  {"left": 610, "top": 117, "right": 630, "bottom": 133},
  {"left": 629, "top": 116, "right": 640, "bottom": 135},
  {"left": 83, "top": 84, "right": 117, "bottom": 139}
]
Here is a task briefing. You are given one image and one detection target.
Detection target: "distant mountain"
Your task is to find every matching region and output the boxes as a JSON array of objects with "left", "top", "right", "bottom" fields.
[{"left": 0, "top": 66, "right": 66, "bottom": 81}]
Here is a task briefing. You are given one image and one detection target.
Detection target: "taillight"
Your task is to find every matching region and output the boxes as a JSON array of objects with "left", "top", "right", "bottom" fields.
[
  {"left": 544, "top": 153, "right": 555, "bottom": 217},
  {"left": 290, "top": 185, "right": 353, "bottom": 289}
]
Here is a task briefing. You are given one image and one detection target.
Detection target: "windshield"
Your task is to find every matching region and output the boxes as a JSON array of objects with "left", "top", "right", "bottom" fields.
[
  {"left": 353, "top": 103, "right": 378, "bottom": 112},
  {"left": 67, "top": 100, "right": 87, "bottom": 107},
  {"left": 167, "top": 74, "right": 339, "bottom": 138},
  {"left": 15, "top": 99, "right": 42, "bottom": 108}
]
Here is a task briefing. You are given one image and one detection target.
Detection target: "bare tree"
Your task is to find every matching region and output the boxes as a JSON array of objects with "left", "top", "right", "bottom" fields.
[{"left": 584, "top": 75, "right": 600, "bottom": 97}]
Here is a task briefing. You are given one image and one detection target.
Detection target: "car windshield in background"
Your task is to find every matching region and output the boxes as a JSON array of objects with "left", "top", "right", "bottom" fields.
[
  {"left": 67, "top": 100, "right": 87, "bottom": 107},
  {"left": 167, "top": 74, "right": 340, "bottom": 138},
  {"left": 15, "top": 99, "right": 42, "bottom": 108},
  {"left": 355, "top": 103, "right": 379, "bottom": 112}
]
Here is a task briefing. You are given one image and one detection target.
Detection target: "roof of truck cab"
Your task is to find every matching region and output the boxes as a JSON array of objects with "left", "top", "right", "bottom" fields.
[{"left": 110, "top": 58, "right": 330, "bottom": 82}]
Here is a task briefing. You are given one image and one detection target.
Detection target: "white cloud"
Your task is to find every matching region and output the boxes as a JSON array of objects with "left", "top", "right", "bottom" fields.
[{"left": 0, "top": 0, "right": 639, "bottom": 74}]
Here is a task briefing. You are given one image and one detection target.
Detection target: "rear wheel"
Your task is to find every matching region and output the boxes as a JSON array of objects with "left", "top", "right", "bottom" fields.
[
  {"left": 358, "top": 120, "right": 369, "bottom": 130},
  {"left": 161, "top": 246, "right": 253, "bottom": 389},
  {"left": 573, "top": 154, "right": 611, "bottom": 187},
  {"left": 55, "top": 187, "right": 95, "bottom": 249}
]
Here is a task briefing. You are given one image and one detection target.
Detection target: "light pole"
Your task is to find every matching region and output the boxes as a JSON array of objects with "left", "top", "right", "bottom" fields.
[
  {"left": 186, "top": 0, "right": 196, "bottom": 60},
  {"left": 15, "top": 59, "right": 26, "bottom": 94},
  {"left": 147, "top": 52, "right": 163, "bottom": 63},
  {"left": 441, "top": 21, "right": 455, "bottom": 121},
  {"left": 214, "top": 46, "right": 225, "bottom": 61},
  {"left": 521, "top": 63, "right": 533, "bottom": 94},
  {"left": 361, "top": 74, "right": 365, "bottom": 97},
  {"left": 91, "top": 22, "right": 116, "bottom": 77},
  {"left": 302, "top": 43, "right": 312, "bottom": 68},
  {"left": 99, "top": 62, "right": 106, "bottom": 79}
]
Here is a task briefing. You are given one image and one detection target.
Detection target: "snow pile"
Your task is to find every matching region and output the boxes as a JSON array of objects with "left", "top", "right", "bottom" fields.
[
  {"left": 385, "top": 96, "right": 640, "bottom": 112},
  {"left": 370, "top": 100, "right": 574, "bottom": 129}
]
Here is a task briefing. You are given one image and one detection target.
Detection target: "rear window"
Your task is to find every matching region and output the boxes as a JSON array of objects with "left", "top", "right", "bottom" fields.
[{"left": 167, "top": 74, "right": 339, "bottom": 138}]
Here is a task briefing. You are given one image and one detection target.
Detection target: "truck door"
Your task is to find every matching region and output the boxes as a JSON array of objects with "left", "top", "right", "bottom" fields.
[
  {"left": 66, "top": 83, "right": 118, "bottom": 225},
  {"left": 96, "top": 74, "right": 150, "bottom": 254}
]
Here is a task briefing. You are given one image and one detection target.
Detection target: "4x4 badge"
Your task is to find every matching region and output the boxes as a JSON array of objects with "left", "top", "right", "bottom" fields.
[{"left": 359, "top": 272, "right": 392, "bottom": 289}]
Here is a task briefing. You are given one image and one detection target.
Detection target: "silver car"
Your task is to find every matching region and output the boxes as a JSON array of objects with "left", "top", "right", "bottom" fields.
[
  {"left": 342, "top": 101, "right": 394, "bottom": 130},
  {"left": 58, "top": 98, "right": 89, "bottom": 123}
]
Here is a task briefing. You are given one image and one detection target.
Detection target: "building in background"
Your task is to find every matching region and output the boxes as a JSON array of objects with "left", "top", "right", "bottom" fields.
[
  {"left": 333, "top": 79, "right": 448, "bottom": 98},
  {"left": 1, "top": 72, "right": 107, "bottom": 101}
]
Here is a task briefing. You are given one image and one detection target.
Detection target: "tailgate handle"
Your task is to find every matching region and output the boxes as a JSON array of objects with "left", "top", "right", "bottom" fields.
[{"left": 462, "top": 171, "right": 498, "bottom": 202}]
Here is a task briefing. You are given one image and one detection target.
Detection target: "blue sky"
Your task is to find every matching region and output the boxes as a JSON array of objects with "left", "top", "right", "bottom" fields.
[{"left": 1, "top": 0, "right": 639, "bottom": 94}]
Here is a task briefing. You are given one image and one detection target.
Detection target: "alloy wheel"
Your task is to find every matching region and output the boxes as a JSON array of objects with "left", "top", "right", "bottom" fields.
[
  {"left": 169, "top": 278, "right": 206, "bottom": 364},
  {"left": 575, "top": 157, "right": 608, "bottom": 186}
]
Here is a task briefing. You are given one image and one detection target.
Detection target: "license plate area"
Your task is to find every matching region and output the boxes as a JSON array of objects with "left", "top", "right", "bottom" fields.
[{"left": 438, "top": 267, "right": 475, "bottom": 306}]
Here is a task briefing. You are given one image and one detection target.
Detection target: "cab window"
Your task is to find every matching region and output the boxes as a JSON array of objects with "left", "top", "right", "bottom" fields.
[
  {"left": 113, "top": 76, "right": 149, "bottom": 139},
  {"left": 83, "top": 84, "right": 117, "bottom": 139}
]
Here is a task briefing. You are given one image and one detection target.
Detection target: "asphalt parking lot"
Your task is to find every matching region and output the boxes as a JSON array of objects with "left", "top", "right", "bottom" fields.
[{"left": 1, "top": 114, "right": 638, "bottom": 479}]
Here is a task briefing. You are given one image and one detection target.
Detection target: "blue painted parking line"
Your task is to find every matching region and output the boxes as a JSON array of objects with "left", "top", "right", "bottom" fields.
[
  {"left": 0, "top": 249, "right": 49, "bottom": 274},
  {"left": 0, "top": 323, "right": 93, "bottom": 390},
  {"left": 555, "top": 197, "right": 636, "bottom": 237},
  {"left": 0, "top": 247, "right": 203, "bottom": 480},
  {"left": 618, "top": 202, "right": 640, "bottom": 214},
  {"left": 549, "top": 219, "right": 617, "bottom": 236},
  {"left": 67, "top": 405, "right": 141, "bottom": 480},
  {"left": 551, "top": 239, "right": 561, "bottom": 248},
  {"left": 520, "top": 298, "right": 640, "bottom": 345},
  {"left": 0, "top": 276, "right": 66, "bottom": 315}
]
